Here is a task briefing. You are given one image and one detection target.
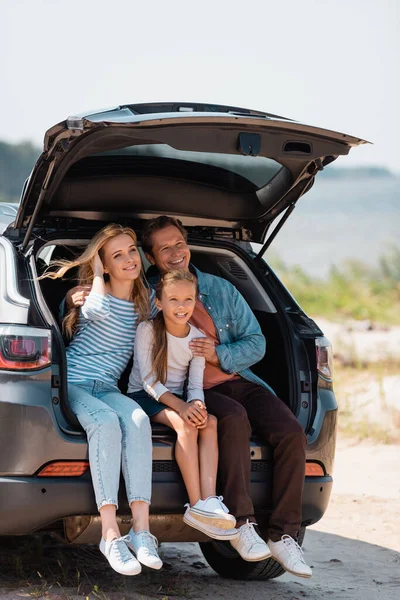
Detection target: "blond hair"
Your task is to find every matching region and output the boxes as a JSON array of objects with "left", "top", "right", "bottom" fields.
[
  {"left": 151, "top": 270, "right": 198, "bottom": 385},
  {"left": 42, "top": 224, "right": 151, "bottom": 338}
]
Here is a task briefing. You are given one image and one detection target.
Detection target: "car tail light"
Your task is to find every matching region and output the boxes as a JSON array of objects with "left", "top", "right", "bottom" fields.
[
  {"left": 305, "top": 462, "right": 325, "bottom": 477},
  {"left": 316, "top": 336, "right": 333, "bottom": 380},
  {"left": 0, "top": 325, "right": 51, "bottom": 370},
  {"left": 37, "top": 461, "right": 90, "bottom": 477}
]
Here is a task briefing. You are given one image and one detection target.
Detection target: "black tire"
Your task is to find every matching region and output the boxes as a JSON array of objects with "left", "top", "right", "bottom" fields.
[{"left": 199, "top": 526, "right": 305, "bottom": 581}]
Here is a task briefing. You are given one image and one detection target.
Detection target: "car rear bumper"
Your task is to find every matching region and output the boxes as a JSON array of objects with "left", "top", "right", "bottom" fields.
[{"left": 0, "top": 473, "right": 332, "bottom": 537}]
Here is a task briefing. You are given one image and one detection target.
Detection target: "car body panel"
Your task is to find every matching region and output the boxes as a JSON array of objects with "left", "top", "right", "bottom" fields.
[{"left": 13, "top": 103, "right": 368, "bottom": 246}]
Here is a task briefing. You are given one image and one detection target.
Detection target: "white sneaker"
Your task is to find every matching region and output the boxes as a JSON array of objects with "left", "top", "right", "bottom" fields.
[
  {"left": 185, "top": 496, "right": 236, "bottom": 530},
  {"left": 127, "top": 529, "right": 163, "bottom": 570},
  {"left": 230, "top": 520, "right": 272, "bottom": 562},
  {"left": 183, "top": 505, "right": 239, "bottom": 540},
  {"left": 268, "top": 534, "right": 312, "bottom": 578},
  {"left": 99, "top": 535, "right": 141, "bottom": 576}
]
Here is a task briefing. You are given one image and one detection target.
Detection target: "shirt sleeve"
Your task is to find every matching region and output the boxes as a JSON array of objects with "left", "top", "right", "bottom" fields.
[
  {"left": 214, "top": 282, "right": 266, "bottom": 373},
  {"left": 187, "top": 355, "right": 205, "bottom": 402},
  {"left": 134, "top": 321, "right": 169, "bottom": 401},
  {"left": 81, "top": 291, "right": 110, "bottom": 321}
]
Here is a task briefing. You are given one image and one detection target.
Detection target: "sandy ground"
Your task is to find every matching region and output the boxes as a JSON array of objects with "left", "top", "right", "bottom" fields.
[{"left": 0, "top": 435, "right": 398, "bottom": 600}]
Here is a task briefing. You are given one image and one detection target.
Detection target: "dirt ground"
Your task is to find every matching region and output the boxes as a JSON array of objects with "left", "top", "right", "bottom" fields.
[{"left": 0, "top": 435, "right": 399, "bottom": 600}]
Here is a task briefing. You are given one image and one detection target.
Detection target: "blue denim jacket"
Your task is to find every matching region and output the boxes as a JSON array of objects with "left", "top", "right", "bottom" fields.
[{"left": 150, "top": 266, "right": 275, "bottom": 395}]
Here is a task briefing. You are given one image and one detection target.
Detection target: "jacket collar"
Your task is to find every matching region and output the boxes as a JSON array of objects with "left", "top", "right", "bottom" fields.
[{"left": 191, "top": 265, "right": 210, "bottom": 297}]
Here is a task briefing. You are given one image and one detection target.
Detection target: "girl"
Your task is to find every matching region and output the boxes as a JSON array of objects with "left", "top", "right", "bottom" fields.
[
  {"left": 43, "top": 224, "right": 162, "bottom": 576},
  {"left": 127, "top": 270, "right": 238, "bottom": 540}
]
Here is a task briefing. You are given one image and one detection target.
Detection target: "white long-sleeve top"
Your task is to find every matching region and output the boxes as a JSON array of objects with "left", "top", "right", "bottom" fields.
[{"left": 128, "top": 321, "right": 206, "bottom": 402}]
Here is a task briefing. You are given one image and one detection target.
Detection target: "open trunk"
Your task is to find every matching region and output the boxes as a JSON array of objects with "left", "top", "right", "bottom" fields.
[{"left": 32, "top": 234, "right": 303, "bottom": 435}]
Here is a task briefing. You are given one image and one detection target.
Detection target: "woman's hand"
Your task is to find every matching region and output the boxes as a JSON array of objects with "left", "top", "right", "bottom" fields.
[
  {"left": 92, "top": 252, "right": 105, "bottom": 277},
  {"left": 179, "top": 400, "right": 208, "bottom": 428},
  {"left": 66, "top": 285, "right": 92, "bottom": 310}
]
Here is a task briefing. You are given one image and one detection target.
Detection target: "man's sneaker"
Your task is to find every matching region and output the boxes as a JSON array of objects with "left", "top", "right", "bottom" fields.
[
  {"left": 268, "top": 534, "right": 312, "bottom": 578},
  {"left": 230, "top": 520, "right": 272, "bottom": 562},
  {"left": 99, "top": 535, "right": 141, "bottom": 576},
  {"left": 127, "top": 529, "right": 163, "bottom": 570},
  {"left": 185, "top": 496, "right": 236, "bottom": 530},
  {"left": 183, "top": 505, "right": 239, "bottom": 540}
]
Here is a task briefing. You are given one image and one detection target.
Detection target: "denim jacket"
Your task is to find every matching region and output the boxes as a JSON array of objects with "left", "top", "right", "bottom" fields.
[{"left": 149, "top": 265, "right": 275, "bottom": 395}]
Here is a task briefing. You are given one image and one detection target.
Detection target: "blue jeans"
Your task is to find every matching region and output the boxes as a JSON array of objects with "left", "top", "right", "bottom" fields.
[{"left": 68, "top": 380, "right": 152, "bottom": 511}]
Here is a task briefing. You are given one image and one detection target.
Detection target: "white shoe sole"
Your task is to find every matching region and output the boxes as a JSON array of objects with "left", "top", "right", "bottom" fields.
[
  {"left": 230, "top": 544, "right": 272, "bottom": 562},
  {"left": 270, "top": 556, "right": 312, "bottom": 578},
  {"left": 100, "top": 551, "right": 142, "bottom": 576},
  {"left": 187, "top": 508, "right": 236, "bottom": 530},
  {"left": 183, "top": 514, "right": 239, "bottom": 540}
]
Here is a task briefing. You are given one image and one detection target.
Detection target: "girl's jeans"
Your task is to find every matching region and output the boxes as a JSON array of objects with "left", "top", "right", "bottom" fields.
[{"left": 68, "top": 380, "right": 152, "bottom": 511}]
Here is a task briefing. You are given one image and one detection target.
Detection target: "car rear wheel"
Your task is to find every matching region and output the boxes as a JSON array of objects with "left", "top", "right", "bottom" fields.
[{"left": 199, "top": 526, "right": 305, "bottom": 580}]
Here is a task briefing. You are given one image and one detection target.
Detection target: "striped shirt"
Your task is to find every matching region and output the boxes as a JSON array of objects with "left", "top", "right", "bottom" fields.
[{"left": 66, "top": 290, "right": 157, "bottom": 386}]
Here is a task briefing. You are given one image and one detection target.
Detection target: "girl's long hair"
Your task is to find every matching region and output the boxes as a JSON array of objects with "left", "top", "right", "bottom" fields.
[
  {"left": 41, "top": 224, "right": 151, "bottom": 338},
  {"left": 151, "top": 270, "right": 198, "bottom": 385}
]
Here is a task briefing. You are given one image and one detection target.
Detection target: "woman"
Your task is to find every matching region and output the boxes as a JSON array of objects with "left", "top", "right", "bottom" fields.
[{"left": 43, "top": 224, "right": 162, "bottom": 576}]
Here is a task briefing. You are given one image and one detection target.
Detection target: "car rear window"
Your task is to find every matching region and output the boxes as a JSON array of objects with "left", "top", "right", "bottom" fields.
[{"left": 95, "top": 144, "right": 283, "bottom": 190}]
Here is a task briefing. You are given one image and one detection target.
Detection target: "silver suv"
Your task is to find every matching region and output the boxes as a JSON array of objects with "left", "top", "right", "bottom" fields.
[{"left": 0, "top": 102, "right": 366, "bottom": 580}]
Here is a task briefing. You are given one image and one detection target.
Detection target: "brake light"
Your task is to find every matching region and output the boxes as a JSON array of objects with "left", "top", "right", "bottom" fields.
[
  {"left": 0, "top": 326, "right": 51, "bottom": 370},
  {"left": 316, "top": 336, "right": 333, "bottom": 380},
  {"left": 305, "top": 462, "right": 325, "bottom": 477},
  {"left": 37, "top": 461, "right": 90, "bottom": 477}
]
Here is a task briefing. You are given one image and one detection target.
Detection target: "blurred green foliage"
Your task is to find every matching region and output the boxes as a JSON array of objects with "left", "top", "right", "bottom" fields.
[{"left": 267, "top": 245, "right": 400, "bottom": 325}]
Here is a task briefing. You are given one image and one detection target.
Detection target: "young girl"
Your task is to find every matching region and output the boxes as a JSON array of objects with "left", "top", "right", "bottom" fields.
[
  {"left": 127, "top": 270, "right": 238, "bottom": 540},
  {"left": 43, "top": 224, "right": 162, "bottom": 576}
]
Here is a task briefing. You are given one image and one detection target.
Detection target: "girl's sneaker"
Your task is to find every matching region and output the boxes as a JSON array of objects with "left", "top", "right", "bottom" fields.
[
  {"left": 183, "top": 499, "right": 239, "bottom": 541},
  {"left": 99, "top": 535, "right": 142, "bottom": 576},
  {"left": 127, "top": 529, "right": 163, "bottom": 570},
  {"left": 186, "top": 496, "right": 236, "bottom": 530}
]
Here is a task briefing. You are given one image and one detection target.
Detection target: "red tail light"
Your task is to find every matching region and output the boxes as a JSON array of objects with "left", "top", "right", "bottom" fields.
[
  {"left": 316, "top": 336, "right": 333, "bottom": 380},
  {"left": 37, "top": 461, "right": 90, "bottom": 477},
  {"left": 0, "top": 326, "right": 51, "bottom": 370}
]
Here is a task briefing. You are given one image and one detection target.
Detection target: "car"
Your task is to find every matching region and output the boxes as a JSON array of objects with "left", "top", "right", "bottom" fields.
[
  {"left": 0, "top": 102, "right": 366, "bottom": 580},
  {"left": 0, "top": 203, "right": 19, "bottom": 233}
]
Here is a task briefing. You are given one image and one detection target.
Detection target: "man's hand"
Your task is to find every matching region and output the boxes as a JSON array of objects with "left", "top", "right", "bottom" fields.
[
  {"left": 65, "top": 285, "right": 92, "bottom": 310},
  {"left": 179, "top": 400, "right": 208, "bottom": 428},
  {"left": 189, "top": 336, "right": 220, "bottom": 366}
]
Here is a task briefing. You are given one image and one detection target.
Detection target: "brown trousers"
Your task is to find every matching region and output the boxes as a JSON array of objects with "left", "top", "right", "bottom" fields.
[{"left": 204, "top": 379, "right": 307, "bottom": 541}]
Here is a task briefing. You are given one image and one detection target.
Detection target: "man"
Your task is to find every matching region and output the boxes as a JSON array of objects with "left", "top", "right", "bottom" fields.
[{"left": 65, "top": 216, "right": 311, "bottom": 578}]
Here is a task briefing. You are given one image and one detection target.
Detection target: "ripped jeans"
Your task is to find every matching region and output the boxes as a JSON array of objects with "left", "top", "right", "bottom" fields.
[{"left": 68, "top": 380, "right": 152, "bottom": 511}]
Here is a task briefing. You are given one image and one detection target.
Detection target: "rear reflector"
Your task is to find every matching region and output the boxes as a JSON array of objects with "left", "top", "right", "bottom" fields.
[
  {"left": 305, "top": 462, "right": 325, "bottom": 477},
  {"left": 316, "top": 336, "right": 333, "bottom": 380},
  {"left": 37, "top": 461, "right": 90, "bottom": 477},
  {"left": 0, "top": 325, "right": 51, "bottom": 370}
]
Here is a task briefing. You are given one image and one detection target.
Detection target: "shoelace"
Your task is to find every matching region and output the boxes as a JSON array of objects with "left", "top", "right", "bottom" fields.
[
  {"left": 109, "top": 535, "right": 134, "bottom": 564},
  {"left": 281, "top": 534, "right": 307, "bottom": 564},
  {"left": 202, "top": 495, "right": 230, "bottom": 513},
  {"left": 216, "top": 495, "right": 229, "bottom": 513},
  {"left": 137, "top": 531, "right": 159, "bottom": 556},
  {"left": 240, "top": 520, "right": 261, "bottom": 546}
]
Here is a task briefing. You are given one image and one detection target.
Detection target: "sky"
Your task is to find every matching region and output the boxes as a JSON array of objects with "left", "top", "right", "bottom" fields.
[{"left": 1, "top": 0, "right": 399, "bottom": 172}]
